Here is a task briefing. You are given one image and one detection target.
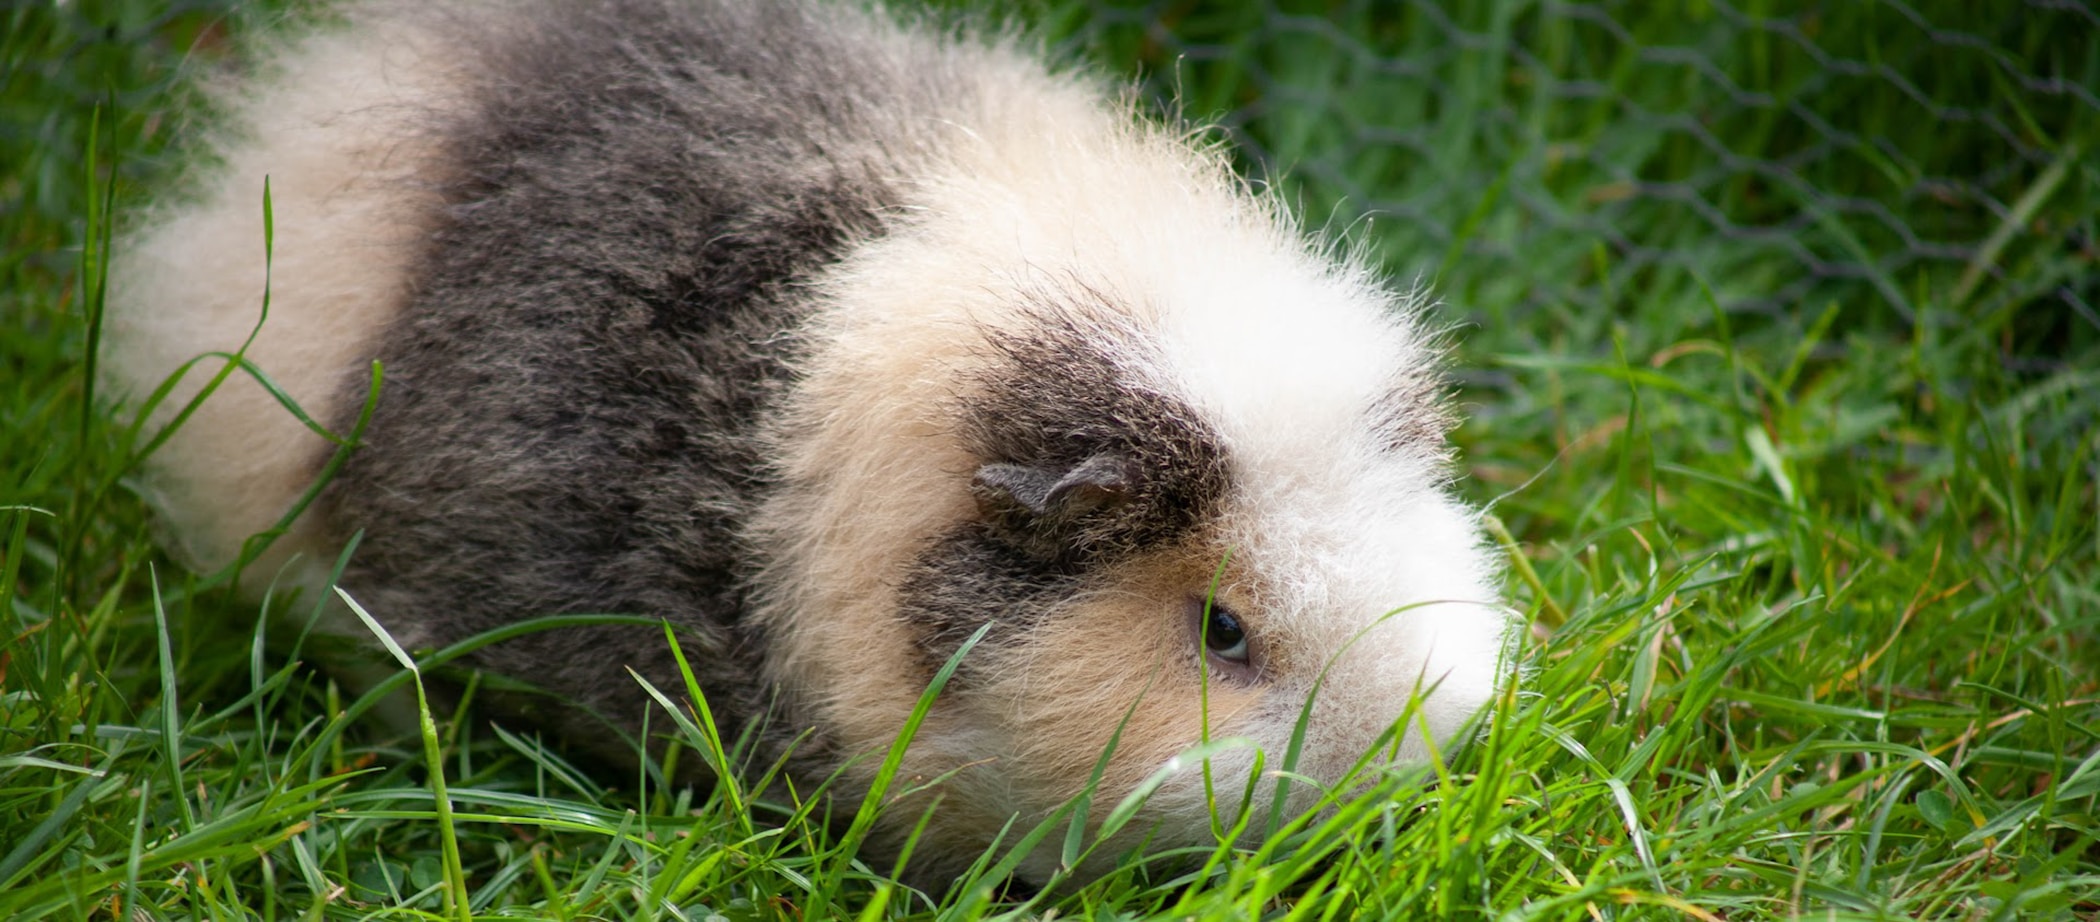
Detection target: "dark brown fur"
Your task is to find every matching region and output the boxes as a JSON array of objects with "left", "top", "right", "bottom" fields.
[{"left": 321, "top": 0, "right": 979, "bottom": 772}]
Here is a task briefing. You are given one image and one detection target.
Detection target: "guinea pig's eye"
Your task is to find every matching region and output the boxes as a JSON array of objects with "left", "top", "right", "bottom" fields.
[{"left": 1201, "top": 603, "right": 1250, "bottom": 664}]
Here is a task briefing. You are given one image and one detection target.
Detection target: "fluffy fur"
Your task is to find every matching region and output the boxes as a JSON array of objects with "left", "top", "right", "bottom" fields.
[{"left": 104, "top": 0, "right": 1510, "bottom": 888}]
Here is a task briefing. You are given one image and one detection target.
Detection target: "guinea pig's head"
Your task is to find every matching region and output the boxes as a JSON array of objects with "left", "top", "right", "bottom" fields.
[
  {"left": 747, "top": 111, "right": 1509, "bottom": 885},
  {"left": 913, "top": 293, "right": 1506, "bottom": 880}
]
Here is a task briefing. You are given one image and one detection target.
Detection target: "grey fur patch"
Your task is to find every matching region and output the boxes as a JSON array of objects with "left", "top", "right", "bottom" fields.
[
  {"left": 961, "top": 298, "right": 1232, "bottom": 559},
  {"left": 897, "top": 296, "right": 1233, "bottom": 669},
  {"left": 894, "top": 524, "right": 1085, "bottom": 680},
  {"left": 319, "top": 0, "right": 986, "bottom": 773},
  {"left": 1367, "top": 367, "right": 1457, "bottom": 457}
]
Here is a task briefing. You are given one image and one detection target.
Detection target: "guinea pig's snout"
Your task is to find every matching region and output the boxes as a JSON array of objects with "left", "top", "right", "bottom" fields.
[{"left": 1222, "top": 595, "right": 1504, "bottom": 791}]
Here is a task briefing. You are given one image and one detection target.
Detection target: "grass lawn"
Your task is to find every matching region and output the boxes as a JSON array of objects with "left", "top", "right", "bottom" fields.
[{"left": 4, "top": 0, "right": 2096, "bottom": 918}]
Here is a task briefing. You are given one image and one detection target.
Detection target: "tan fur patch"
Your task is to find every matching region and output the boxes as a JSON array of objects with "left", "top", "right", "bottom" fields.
[{"left": 994, "top": 548, "right": 1266, "bottom": 799}]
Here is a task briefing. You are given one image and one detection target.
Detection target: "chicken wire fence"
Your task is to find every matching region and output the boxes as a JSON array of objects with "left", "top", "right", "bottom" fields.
[
  {"left": 17, "top": 0, "right": 2098, "bottom": 369},
  {"left": 1053, "top": 0, "right": 2098, "bottom": 367}
]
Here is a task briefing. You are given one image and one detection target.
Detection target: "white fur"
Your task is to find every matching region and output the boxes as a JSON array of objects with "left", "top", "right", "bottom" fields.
[{"left": 102, "top": 7, "right": 456, "bottom": 593}]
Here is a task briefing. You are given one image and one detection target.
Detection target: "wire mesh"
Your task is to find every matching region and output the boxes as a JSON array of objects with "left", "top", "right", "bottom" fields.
[{"left": 1058, "top": 1, "right": 2097, "bottom": 368}]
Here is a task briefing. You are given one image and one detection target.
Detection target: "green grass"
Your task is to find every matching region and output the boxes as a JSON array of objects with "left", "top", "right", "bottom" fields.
[{"left": 5, "top": 0, "right": 2097, "bottom": 918}]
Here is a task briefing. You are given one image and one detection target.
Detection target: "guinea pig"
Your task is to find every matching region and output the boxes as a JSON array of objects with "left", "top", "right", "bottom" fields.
[{"left": 102, "top": 0, "right": 1510, "bottom": 888}]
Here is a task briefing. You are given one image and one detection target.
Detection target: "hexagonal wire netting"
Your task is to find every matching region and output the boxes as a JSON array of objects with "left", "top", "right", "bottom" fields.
[{"left": 1059, "top": 1, "right": 2097, "bottom": 367}]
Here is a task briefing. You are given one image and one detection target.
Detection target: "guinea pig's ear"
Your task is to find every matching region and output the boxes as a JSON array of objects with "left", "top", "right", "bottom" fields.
[{"left": 972, "top": 453, "right": 1134, "bottom": 559}]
